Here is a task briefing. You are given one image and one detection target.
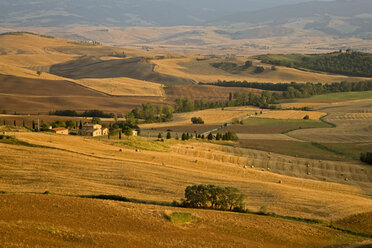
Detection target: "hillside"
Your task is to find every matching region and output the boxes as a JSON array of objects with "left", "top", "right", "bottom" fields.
[{"left": 256, "top": 51, "right": 372, "bottom": 77}]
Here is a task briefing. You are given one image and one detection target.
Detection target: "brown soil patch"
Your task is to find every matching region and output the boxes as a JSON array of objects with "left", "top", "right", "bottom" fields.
[{"left": 0, "top": 74, "right": 166, "bottom": 114}]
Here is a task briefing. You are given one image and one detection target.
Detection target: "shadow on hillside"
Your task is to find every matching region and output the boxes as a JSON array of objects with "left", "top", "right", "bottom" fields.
[{"left": 50, "top": 56, "right": 194, "bottom": 85}]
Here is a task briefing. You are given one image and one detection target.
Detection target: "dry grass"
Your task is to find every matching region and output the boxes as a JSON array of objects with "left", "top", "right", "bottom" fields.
[
  {"left": 0, "top": 132, "right": 371, "bottom": 222},
  {"left": 77, "top": 77, "right": 164, "bottom": 97},
  {"left": 289, "top": 99, "right": 372, "bottom": 143},
  {"left": 257, "top": 110, "right": 326, "bottom": 120},
  {"left": 152, "top": 57, "right": 369, "bottom": 84},
  {"left": 140, "top": 106, "right": 260, "bottom": 129},
  {"left": 0, "top": 194, "right": 364, "bottom": 248}
]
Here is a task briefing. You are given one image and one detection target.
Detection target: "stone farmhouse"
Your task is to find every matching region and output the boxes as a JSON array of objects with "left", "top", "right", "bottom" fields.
[{"left": 80, "top": 123, "right": 109, "bottom": 137}]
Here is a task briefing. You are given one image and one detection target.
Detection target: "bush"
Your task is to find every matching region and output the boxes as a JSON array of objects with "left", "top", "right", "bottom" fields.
[
  {"left": 360, "top": 152, "right": 372, "bottom": 165},
  {"left": 303, "top": 115, "right": 310, "bottom": 120},
  {"left": 254, "top": 66, "right": 265, "bottom": 73},
  {"left": 191, "top": 117, "right": 204, "bottom": 124},
  {"left": 180, "top": 184, "right": 245, "bottom": 211}
]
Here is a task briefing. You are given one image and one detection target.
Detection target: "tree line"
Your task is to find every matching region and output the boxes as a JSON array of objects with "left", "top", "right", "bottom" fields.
[
  {"left": 257, "top": 51, "right": 372, "bottom": 77},
  {"left": 203, "top": 80, "right": 372, "bottom": 101},
  {"left": 50, "top": 109, "right": 115, "bottom": 118}
]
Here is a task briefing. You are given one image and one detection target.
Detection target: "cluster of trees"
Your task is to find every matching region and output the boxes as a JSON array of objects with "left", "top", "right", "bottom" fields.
[
  {"left": 175, "top": 90, "right": 276, "bottom": 111},
  {"left": 360, "top": 152, "right": 372, "bottom": 165},
  {"left": 177, "top": 184, "right": 245, "bottom": 211},
  {"left": 50, "top": 109, "right": 115, "bottom": 118},
  {"left": 175, "top": 98, "right": 230, "bottom": 112},
  {"left": 254, "top": 66, "right": 265, "bottom": 73},
  {"left": 130, "top": 103, "right": 174, "bottom": 123},
  {"left": 191, "top": 117, "right": 204, "bottom": 124},
  {"left": 208, "top": 131, "right": 239, "bottom": 141},
  {"left": 204, "top": 80, "right": 372, "bottom": 102},
  {"left": 258, "top": 51, "right": 372, "bottom": 77}
]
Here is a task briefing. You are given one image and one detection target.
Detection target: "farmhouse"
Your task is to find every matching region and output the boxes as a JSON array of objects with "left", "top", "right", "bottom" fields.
[
  {"left": 80, "top": 123, "right": 108, "bottom": 137},
  {"left": 49, "top": 127, "right": 69, "bottom": 135},
  {"left": 132, "top": 130, "right": 138, "bottom": 136}
]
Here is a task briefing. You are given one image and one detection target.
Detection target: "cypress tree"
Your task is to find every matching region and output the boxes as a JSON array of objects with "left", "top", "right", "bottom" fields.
[
  {"left": 32, "top": 120, "right": 35, "bottom": 130},
  {"left": 207, "top": 132, "right": 213, "bottom": 140},
  {"left": 14, "top": 120, "right": 16, "bottom": 126},
  {"left": 119, "top": 130, "right": 122, "bottom": 139},
  {"left": 166, "top": 132, "right": 171, "bottom": 139},
  {"left": 182, "top": 133, "right": 186, "bottom": 141}
]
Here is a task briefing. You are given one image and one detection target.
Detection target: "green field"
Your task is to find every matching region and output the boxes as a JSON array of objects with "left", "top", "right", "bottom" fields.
[
  {"left": 319, "top": 143, "right": 372, "bottom": 160},
  {"left": 238, "top": 118, "right": 331, "bottom": 134},
  {"left": 310, "top": 91, "right": 372, "bottom": 100},
  {"left": 238, "top": 139, "right": 348, "bottom": 161}
]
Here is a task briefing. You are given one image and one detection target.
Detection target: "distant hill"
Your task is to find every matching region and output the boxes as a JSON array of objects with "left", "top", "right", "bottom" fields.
[
  {"left": 0, "top": 0, "right": 318, "bottom": 27},
  {"left": 213, "top": 0, "right": 372, "bottom": 39}
]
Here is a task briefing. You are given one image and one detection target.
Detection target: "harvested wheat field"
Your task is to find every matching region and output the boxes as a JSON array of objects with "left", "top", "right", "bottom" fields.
[
  {"left": 0, "top": 194, "right": 367, "bottom": 248},
  {"left": 152, "top": 57, "right": 369, "bottom": 84},
  {"left": 76, "top": 77, "right": 165, "bottom": 97},
  {"left": 257, "top": 110, "right": 326, "bottom": 120},
  {"left": 140, "top": 106, "right": 260, "bottom": 130},
  {"left": 1, "top": 132, "right": 371, "bottom": 221},
  {"left": 0, "top": 74, "right": 166, "bottom": 114},
  {"left": 289, "top": 99, "right": 372, "bottom": 143}
]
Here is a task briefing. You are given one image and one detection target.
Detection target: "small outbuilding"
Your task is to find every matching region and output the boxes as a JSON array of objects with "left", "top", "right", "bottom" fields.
[{"left": 49, "top": 127, "right": 69, "bottom": 135}]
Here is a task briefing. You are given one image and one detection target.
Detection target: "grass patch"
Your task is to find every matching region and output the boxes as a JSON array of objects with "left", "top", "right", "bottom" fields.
[
  {"left": 114, "top": 136, "right": 171, "bottom": 152},
  {"left": 310, "top": 91, "right": 372, "bottom": 100},
  {"left": 0, "top": 134, "right": 40, "bottom": 147},
  {"left": 319, "top": 143, "right": 372, "bottom": 160},
  {"left": 165, "top": 212, "right": 197, "bottom": 224},
  {"left": 239, "top": 139, "right": 348, "bottom": 161}
]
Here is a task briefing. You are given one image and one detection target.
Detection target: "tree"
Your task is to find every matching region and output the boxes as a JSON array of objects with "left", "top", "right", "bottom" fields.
[
  {"left": 166, "top": 132, "right": 171, "bottom": 139},
  {"left": 119, "top": 130, "right": 122, "bottom": 139},
  {"left": 207, "top": 132, "right": 214, "bottom": 140},
  {"left": 182, "top": 133, "right": 187, "bottom": 141},
  {"left": 181, "top": 184, "right": 245, "bottom": 211},
  {"left": 191, "top": 117, "right": 204, "bottom": 124},
  {"left": 303, "top": 115, "right": 310, "bottom": 120},
  {"left": 14, "top": 120, "right": 16, "bottom": 126},
  {"left": 244, "top": 60, "right": 253, "bottom": 68},
  {"left": 92, "top": 117, "right": 101, "bottom": 124},
  {"left": 158, "top": 132, "right": 162, "bottom": 139},
  {"left": 32, "top": 120, "right": 35, "bottom": 130},
  {"left": 123, "top": 126, "right": 133, "bottom": 136},
  {"left": 254, "top": 66, "right": 265, "bottom": 73},
  {"left": 52, "top": 120, "right": 66, "bottom": 128},
  {"left": 65, "top": 120, "right": 76, "bottom": 129}
]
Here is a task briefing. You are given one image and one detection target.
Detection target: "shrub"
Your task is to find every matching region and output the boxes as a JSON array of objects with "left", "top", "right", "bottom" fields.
[
  {"left": 191, "top": 117, "right": 204, "bottom": 124},
  {"left": 303, "top": 115, "right": 310, "bottom": 120},
  {"left": 360, "top": 152, "right": 372, "bottom": 165},
  {"left": 254, "top": 66, "right": 265, "bottom": 73}
]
